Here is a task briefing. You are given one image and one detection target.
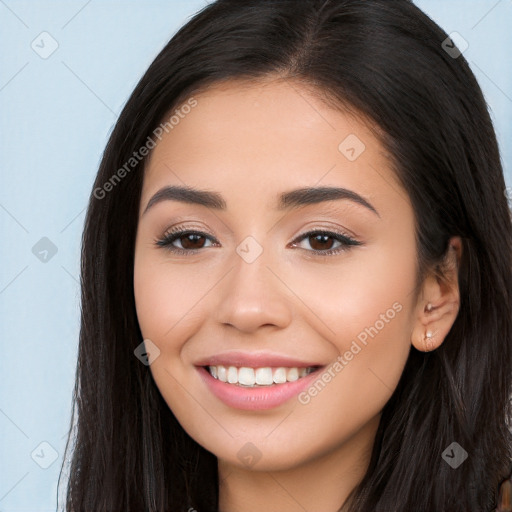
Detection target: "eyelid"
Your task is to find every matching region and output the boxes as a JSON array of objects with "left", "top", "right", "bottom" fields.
[{"left": 160, "top": 224, "right": 216, "bottom": 241}]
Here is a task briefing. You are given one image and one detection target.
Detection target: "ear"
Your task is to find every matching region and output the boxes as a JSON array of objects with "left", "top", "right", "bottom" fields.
[{"left": 411, "top": 236, "right": 462, "bottom": 352}]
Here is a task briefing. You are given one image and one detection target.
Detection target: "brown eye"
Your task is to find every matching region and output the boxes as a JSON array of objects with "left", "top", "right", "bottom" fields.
[
  {"left": 155, "top": 230, "right": 217, "bottom": 254},
  {"left": 179, "top": 233, "right": 207, "bottom": 250},
  {"left": 307, "top": 233, "right": 336, "bottom": 251},
  {"left": 291, "top": 229, "right": 362, "bottom": 257}
]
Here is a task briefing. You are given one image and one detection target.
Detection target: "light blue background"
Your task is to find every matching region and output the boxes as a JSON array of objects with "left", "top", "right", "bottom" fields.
[{"left": 1, "top": 1, "right": 511, "bottom": 510}]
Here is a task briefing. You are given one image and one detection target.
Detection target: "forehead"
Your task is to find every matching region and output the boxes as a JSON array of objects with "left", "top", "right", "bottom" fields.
[{"left": 141, "top": 78, "right": 408, "bottom": 217}]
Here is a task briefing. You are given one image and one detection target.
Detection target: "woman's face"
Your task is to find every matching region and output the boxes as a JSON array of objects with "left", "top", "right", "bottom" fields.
[{"left": 133, "top": 78, "right": 420, "bottom": 471}]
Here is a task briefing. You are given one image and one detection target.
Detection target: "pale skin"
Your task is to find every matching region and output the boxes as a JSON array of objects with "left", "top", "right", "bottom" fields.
[{"left": 133, "top": 77, "right": 462, "bottom": 512}]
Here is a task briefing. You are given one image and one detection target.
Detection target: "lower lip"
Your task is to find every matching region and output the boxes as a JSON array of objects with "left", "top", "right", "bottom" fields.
[{"left": 196, "top": 366, "right": 324, "bottom": 410}]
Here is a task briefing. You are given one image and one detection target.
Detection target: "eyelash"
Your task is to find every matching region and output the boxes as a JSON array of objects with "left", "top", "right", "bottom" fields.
[{"left": 154, "top": 227, "right": 362, "bottom": 257}]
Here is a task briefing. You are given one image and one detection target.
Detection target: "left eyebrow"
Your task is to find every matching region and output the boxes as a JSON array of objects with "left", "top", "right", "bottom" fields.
[
  {"left": 277, "top": 186, "right": 379, "bottom": 217},
  {"left": 141, "top": 185, "right": 380, "bottom": 217}
]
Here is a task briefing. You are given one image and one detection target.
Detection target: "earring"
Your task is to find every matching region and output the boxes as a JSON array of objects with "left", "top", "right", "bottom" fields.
[
  {"left": 424, "top": 330, "right": 435, "bottom": 351},
  {"left": 426, "top": 303, "right": 433, "bottom": 312}
]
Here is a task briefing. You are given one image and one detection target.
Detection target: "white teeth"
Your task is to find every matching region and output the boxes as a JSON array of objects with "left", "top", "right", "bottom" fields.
[
  {"left": 217, "top": 365, "right": 227, "bottom": 382},
  {"left": 287, "top": 367, "right": 299, "bottom": 382},
  {"left": 238, "top": 367, "right": 255, "bottom": 386},
  {"left": 227, "top": 366, "right": 238, "bottom": 384},
  {"left": 255, "top": 367, "right": 273, "bottom": 385},
  {"left": 273, "top": 367, "right": 287, "bottom": 384},
  {"left": 207, "top": 365, "right": 317, "bottom": 386}
]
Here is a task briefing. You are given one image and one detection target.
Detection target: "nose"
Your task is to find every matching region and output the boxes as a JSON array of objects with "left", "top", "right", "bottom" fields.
[{"left": 214, "top": 246, "right": 293, "bottom": 334}]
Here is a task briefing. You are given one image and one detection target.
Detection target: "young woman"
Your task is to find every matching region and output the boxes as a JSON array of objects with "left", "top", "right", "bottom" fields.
[{"left": 58, "top": 1, "right": 512, "bottom": 510}]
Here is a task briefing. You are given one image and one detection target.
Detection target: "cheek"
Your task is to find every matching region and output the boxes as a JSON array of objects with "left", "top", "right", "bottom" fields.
[
  {"left": 286, "top": 277, "right": 414, "bottom": 464},
  {"left": 281, "top": 233, "right": 417, "bottom": 349},
  {"left": 279, "top": 234, "right": 417, "bottom": 412},
  {"left": 133, "top": 250, "right": 210, "bottom": 343},
  {"left": 295, "top": 307, "right": 412, "bottom": 449},
  {"left": 133, "top": 253, "right": 211, "bottom": 415}
]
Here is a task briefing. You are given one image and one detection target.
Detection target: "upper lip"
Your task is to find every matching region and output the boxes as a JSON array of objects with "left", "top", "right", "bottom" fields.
[{"left": 194, "top": 351, "right": 325, "bottom": 368}]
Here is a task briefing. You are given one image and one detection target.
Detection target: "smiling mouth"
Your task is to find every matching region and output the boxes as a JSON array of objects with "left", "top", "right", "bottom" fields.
[{"left": 204, "top": 365, "right": 322, "bottom": 387}]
